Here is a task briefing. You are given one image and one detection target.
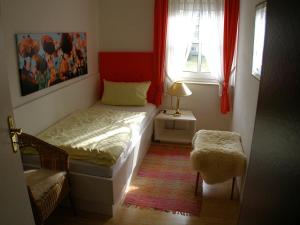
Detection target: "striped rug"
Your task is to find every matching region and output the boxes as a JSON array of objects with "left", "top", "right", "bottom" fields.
[{"left": 123, "top": 143, "right": 202, "bottom": 216}]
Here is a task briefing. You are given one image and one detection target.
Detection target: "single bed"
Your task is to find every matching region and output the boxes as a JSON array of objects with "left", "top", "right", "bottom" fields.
[
  {"left": 22, "top": 51, "right": 160, "bottom": 216},
  {"left": 23, "top": 102, "right": 157, "bottom": 178},
  {"left": 22, "top": 102, "right": 158, "bottom": 215}
]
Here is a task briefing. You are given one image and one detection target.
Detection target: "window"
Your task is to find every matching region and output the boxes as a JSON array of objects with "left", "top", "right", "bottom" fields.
[
  {"left": 251, "top": 1, "right": 267, "bottom": 80},
  {"left": 166, "top": 0, "right": 224, "bottom": 83},
  {"left": 183, "top": 17, "right": 210, "bottom": 74}
]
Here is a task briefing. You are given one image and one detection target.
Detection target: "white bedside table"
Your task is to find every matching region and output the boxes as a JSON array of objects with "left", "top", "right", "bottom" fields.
[{"left": 154, "top": 110, "right": 196, "bottom": 144}]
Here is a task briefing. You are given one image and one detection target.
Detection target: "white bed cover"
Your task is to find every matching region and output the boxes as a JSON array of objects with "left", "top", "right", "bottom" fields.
[{"left": 22, "top": 102, "right": 158, "bottom": 178}]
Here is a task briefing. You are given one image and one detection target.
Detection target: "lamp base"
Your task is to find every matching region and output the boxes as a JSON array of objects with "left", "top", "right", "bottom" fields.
[
  {"left": 172, "top": 97, "right": 182, "bottom": 116},
  {"left": 173, "top": 110, "right": 181, "bottom": 116}
]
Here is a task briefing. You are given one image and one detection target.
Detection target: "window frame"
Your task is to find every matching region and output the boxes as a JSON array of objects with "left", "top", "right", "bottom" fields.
[
  {"left": 180, "top": 42, "right": 219, "bottom": 83},
  {"left": 175, "top": 17, "right": 219, "bottom": 84},
  {"left": 166, "top": 0, "right": 224, "bottom": 84}
]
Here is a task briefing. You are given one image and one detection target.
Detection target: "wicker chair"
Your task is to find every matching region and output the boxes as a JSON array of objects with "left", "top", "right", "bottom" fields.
[{"left": 19, "top": 133, "right": 76, "bottom": 225}]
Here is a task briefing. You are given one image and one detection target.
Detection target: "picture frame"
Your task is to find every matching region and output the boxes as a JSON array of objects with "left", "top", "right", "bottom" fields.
[
  {"left": 15, "top": 32, "right": 88, "bottom": 96},
  {"left": 251, "top": 1, "right": 267, "bottom": 80}
]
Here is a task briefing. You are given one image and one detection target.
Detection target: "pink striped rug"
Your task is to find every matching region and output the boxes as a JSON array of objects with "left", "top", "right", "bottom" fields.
[{"left": 123, "top": 143, "right": 202, "bottom": 216}]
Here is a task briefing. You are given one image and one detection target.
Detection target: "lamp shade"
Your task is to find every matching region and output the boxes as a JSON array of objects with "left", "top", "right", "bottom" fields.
[{"left": 167, "top": 82, "right": 192, "bottom": 97}]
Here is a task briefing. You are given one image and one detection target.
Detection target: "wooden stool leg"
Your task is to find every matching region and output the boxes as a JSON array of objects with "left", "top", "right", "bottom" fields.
[
  {"left": 231, "top": 177, "right": 236, "bottom": 200},
  {"left": 195, "top": 172, "right": 200, "bottom": 196}
]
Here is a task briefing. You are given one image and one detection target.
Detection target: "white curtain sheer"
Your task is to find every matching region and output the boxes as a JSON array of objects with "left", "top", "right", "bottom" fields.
[
  {"left": 166, "top": 0, "right": 197, "bottom": 81},
  {"left": 166, "top": 0, "right": 224, "bottom": 87},
  {"left": 199, "top": 0, "right": 224, "bottom": 87}
]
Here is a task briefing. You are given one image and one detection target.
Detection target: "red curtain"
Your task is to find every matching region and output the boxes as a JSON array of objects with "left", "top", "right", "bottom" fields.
[
  {"left": 153, "top": 0, "right": 168, "bottom": 106},
  {"left": 221, "top": 0, "right": 239, "bottom": 114}
]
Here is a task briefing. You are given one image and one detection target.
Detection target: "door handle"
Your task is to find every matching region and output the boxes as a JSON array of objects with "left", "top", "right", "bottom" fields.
[
  {"left": 7, "top": 116, "right": 22, "bottom": 153},
  {"left": 10, "top": 128, "right": 23, "bottom": 135}
]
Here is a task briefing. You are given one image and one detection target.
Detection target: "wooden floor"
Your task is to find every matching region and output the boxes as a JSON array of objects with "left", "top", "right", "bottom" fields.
[{"left": 46, "top": 179, "right": 240, "bottom": 225}]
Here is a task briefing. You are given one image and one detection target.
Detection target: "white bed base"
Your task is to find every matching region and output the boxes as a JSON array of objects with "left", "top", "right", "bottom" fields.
[{"left": 70, "top": 121, "right": 153, "bottom": 216}]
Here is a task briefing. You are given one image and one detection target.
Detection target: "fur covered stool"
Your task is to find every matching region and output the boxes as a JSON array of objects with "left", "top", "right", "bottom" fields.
[{"left": 190, "top": 130, "right": 247, "bottom": 199}]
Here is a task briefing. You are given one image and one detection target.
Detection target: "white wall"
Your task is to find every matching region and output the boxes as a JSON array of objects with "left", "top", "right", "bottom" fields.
[
  {"left": 231, "top": 0, "right": 261, "bottom": 194},
  {"left": 98, "top": 0, "right": 232, "bottom": 131},
  {"left": 232, "top": 0, "right": 261, "bottom": 159},
  {"left": 98, "top": 0, "right": 154, "bottom": 51},
  {"left": 3, "top": 0, "right": 100, "bottom": 134}
]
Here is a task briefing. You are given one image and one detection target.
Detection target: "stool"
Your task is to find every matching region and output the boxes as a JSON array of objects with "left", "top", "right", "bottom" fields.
[{"left": 190, "top": 130, "right": 246, "bottom": 199}]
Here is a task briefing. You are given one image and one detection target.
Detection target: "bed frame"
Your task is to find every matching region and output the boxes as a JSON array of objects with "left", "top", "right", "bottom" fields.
[
  {"left": 22, "top": 118, "right": 154, "bottom": 216},
  {"left": 70, "top": 120, "right": 154, "bottom": 215}
]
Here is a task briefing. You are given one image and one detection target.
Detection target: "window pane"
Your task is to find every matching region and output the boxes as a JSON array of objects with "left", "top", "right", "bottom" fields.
[
  {"left": 184, "top": 43, "right": 198, "bottom": 72},
  {"left": 200, "top": 43, "right": 210, "bottom": 73},
  {"left": 199, "top": 35, "right": 211, "bottom": 73},
  {"left": 252, "top": 2, "right": 267, "bottom": 78},
  {"left": 200, "top": 54, "right": 210, "bottom": 72}
]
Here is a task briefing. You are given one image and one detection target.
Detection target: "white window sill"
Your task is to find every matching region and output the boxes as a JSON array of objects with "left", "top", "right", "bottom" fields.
[
  {"left": 175, "top": 76, "right": 220, "bottom": 86},
  {"left": 182, "top": 80, "right": 220, "bottom": 86},
  {"left": 169, "top": 72, "right": 220, "bottom": 86}
]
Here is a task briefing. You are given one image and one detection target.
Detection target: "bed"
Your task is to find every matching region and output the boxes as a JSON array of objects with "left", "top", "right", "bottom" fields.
[
  {"left": 22, "top": 102, "right": 157, "bottom": 215},
  {"left": 22, "top": 52, "right": 160, "bottom": 216}
]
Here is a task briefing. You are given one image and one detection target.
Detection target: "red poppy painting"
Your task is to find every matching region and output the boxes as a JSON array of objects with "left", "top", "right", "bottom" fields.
[{"left": 16, "top": 32, "right": 88, "bottom": 96}]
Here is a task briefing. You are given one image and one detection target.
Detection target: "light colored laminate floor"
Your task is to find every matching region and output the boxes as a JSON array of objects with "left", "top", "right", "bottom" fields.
[{"left": 46, "top": 179, "right": 240, "bottom": 225}]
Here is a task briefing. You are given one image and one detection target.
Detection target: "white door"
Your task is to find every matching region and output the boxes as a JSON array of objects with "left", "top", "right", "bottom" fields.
[{"left": 0, "top": 2, "right": 35, "bottom": 225}]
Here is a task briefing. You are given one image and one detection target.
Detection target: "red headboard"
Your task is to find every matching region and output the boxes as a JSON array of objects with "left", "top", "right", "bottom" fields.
[{"left": 98, "top": 52, "right": 156, "bottom": 105}]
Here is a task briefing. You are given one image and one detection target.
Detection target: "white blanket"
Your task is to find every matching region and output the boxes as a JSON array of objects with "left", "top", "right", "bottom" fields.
[{"left": 37, "top": 106, "right": 146, "bottom": 167}]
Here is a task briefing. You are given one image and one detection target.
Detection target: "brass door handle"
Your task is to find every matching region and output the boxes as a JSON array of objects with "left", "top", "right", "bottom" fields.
[
  {"left": 10, "top": 128, "right": 23, "bottom": 135},
  {"left": 7, "top": 116, "right": 22, "bottom": 153}
]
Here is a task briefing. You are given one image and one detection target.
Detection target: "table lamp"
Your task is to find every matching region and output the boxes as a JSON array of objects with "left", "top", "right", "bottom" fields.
[{"left": 167, "top": 82, "right": 192, "bottom": 116}]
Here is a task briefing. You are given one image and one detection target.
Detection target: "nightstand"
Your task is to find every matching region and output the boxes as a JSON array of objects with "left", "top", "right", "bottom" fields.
[{"left": 154, "top": 110, "right": 196, "bottom": 144}]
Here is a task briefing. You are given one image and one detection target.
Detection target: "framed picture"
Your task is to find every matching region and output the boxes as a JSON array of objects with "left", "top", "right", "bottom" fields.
[
  {"left": 251, "top": 1, "right": 267, "bottom": 80},
  {"left": 16, "top": 32, "right": 88, "bottom": 96}
]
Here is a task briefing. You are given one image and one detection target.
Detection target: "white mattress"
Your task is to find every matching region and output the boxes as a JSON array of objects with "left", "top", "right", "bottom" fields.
[{"left": 22, "top": 102, "right": 157, "bottom": 178}]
